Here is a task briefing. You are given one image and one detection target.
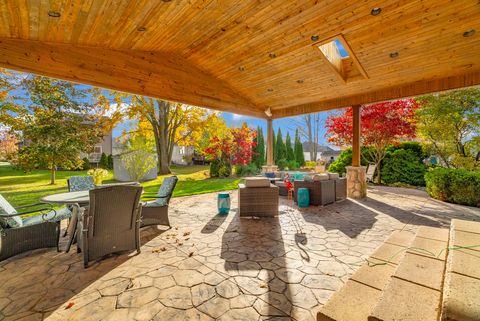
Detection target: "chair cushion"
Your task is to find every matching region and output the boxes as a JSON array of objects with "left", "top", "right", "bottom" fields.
[
  {"left": 68, "top": 176, "right": 95, "bottom": 192},
  {"left": 157, "top": 176, "right": 178, "bottom": 198},
  {"left": 22, "top": 207, "right": 72, "bottom": 227},
  {"left": 328, "top": 172, "right": 339, "bottom": 180},
  {"left": 304, "top": 174, "right": 314, "bottom": 182},
  {"left": 312, "top": 174, "right": 329, "bottom": 181},
  {"left": 0, "top": 194, "right": 22, "bottom": 228},
  {"left": 144, "top": 199, "right": 167, "bottom": 208},
  {"left": 245, "top": 177, "right": 271, "bottom": 188}
]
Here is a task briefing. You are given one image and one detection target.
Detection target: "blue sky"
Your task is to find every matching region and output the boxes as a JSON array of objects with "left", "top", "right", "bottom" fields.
[{"left": 5, "top": 69, "right": 340, "bottom": 147}]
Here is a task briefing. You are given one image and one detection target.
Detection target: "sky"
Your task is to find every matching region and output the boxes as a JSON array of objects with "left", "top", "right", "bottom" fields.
[{"left": 3, "top": 69, "right": 342, "bottom": 147}]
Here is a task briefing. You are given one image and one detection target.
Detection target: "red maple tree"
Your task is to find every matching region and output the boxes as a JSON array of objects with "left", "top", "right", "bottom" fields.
[
  {"left": 325, "top": 99, "right": 419, "bottom": 182},
  {"left": 203, "top": 123, "right": 256, "bottom": 167}
]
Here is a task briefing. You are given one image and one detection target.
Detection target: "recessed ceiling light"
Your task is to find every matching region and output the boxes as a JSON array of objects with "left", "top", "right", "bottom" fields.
[
  {"left": 389, "top": 51, "right": 399, "bottom": 58},
  {"left": 463, "top": 29, "right": 476, "bottom": 37},
  {"left": 311, "top": 35, "right": 319, "bottom": 42},
  {"left": 371, "top": 7, "right": 382, "bottom": 16},
  {"left": 297, "top": 80, "right": 304, "bottom": 84},
  {"left": 267, "top": 88, "right": 273, "bottom": 92},
  {"left": 137, "top": 27, "right": 147, "bottom": 32},
  {"left": 47, "top": 11, "right": 61, "bottom": 18},
  {"left": 269, "top": 53, "right": 276, "bottom": 58},
  {"left": 238, "top": 66, "right": 245, "bottom": 71},
  {"left": 221, "top": 28, "right": 226, "bottom": 32}
]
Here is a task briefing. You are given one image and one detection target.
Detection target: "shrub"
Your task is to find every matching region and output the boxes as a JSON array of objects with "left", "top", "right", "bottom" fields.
[
  {"left": 425, "top": 168, "right": 480, "bottom": 207},
  {"left": 276, "top": 158, "right": 288, "bottom": 170},
  {"left": 386, "top": 141, "right": 426, "bottom": 161},
  {"left": 218, "top": 163, "right": 232, "bottom": 177},
  {"left": 235, "top": 163, "right": 260, "bottom": 177},
  {"left": 210, "top": 159, "right": 220, "bottom": 177},
  {"left": 328, "top": 147, "right": 371, "bottom": 175},
  {"left": 304, "top": 161, "right": 316, "bottom": 169},
  {"left": 287, "top": 160, "right": 299, "bottom": 170},
  {"left": 107, "top": 154, "right": 113, "bottom": 169},
  {"left": 382, "top": 149, "right": 426, "bottom": 186},
  {"left": 99, "top": 152, "right": 109, "bottom": 168},
  {"left": 82, "top": 157, "right": 91, "bottom": 170}
]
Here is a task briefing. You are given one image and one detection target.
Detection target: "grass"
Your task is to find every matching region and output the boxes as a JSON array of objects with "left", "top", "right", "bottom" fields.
[{"left": 0, "top": 162, "right": 241, "bottom": 207}]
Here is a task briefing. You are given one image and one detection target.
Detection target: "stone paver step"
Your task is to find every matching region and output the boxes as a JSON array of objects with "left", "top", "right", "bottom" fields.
[
  {"left": 440, "top": 219, "right": 480, "bottom": 321},
  {"left": 369, "top": 226, "right": 449, "bottom": 321},
  {"left": 317, "top": 230, "right": 416, "bottom": 321}
]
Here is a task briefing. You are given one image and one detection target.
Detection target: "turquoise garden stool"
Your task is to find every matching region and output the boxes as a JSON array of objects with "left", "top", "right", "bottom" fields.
[
  {"left": 297, "top": 188, "right": 310, "bottom": 208},
  {"left": 217, "top": 192, "right": 231, "bottom": 215}
]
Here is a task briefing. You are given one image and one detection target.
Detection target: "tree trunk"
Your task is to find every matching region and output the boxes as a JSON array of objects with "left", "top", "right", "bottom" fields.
[{"left": 50, "top": 165, "right": 56, "bottom": 185}]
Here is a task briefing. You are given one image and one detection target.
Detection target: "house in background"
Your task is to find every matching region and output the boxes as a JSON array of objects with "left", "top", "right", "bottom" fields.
[
  {"left": 171, "top": 145, "right": 195, "bottom": 166},
  {"left": 79, "top": 132, "right": 113, "bottom": 164},
  {"left": 302, "top": 142, "right": 341, "bottom": 162}
]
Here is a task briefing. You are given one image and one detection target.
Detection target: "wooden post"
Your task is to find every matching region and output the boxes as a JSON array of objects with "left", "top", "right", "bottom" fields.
[
  {"left": 352, "top": 105, "right": 361, "bottom": 167},
  {"left": 267, "top": 118, "right": 274, "bottom": 166}
]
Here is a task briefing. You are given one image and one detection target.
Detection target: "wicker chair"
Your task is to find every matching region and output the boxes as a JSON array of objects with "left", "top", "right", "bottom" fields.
[
  {"left": 238, "top": 183, "right": 279, "bottom": 217},
  {"left": 67, "top": 176, "right": 95, "bottom": 192},
  {"left": 0, "top": 194, "right": 71, "bottom": 261},
  {"left": 294, "top": 180, "right": 335, "bottom": 206},
  {"left": 77, "top": 185, "right": 143, "bottom": 268},
  {"left": 140, "top": 176, "right": 178, "bottom": 228}
]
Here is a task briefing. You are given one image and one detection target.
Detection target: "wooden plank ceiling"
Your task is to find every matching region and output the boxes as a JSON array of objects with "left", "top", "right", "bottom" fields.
[{"left": 0, "top": 0, "right": 479, "bottom": 119}]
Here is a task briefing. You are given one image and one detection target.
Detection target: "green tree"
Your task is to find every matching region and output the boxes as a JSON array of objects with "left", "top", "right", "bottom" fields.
[
  {"left": 272, "top": 128, "right": 276, "bottom": 162},
  {"left": 275, "top": 128, "right": 286, "bottom": 164},
  {"left": 251, "top": 126, "right": 265, "bottom": 168},
  {"left": 294, "top": 129, "right": 305, "bottom": 166},
  {"left": 1, "top": 75, "right": 105, "bottom": 184},
  {"left": 99, "top": 152, "right": 109, "bottom": 168},
  {"left": 285, "top": 132, "right": 295, "bottom": 162},
  {"left": 416, "top": 88, "right": 480, "bottom": 169}
]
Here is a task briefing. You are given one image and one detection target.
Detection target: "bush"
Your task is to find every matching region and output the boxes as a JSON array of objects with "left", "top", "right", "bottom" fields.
[
  {"left": 425, "top": 168, "right": 480, "bottom": 207},
  {"left": 107, "top": 154, "right": 113, "bottom": 169},
  {"left": 328, "top": 148, "right": 371, "bottom": 175},
  {"left": 210, "top": 159, "right": 220, "bottom": 177},
  {"left": 218, "top": 163, "right": 232, "bottom": 177},
  {"left": 82, "top": 157, "right": 91, "bottom": 170},
  {"left": 99, "top": 152, "right": 109, "bottom": 168},
  {"left": 382, "top": 149, "right": 426, "bottom": 186},
  {"left": 287, "top": 160, "right": 299, "bottom": 170},
  {"left": 386, "top": 141, "right": 426, "bottom": 161},
  {"left": 304, "top": 161, "right": 316, "bottom": 169},
  {"left": 235, "top": 163, "right": 260, "bottom": 177},
  {"left": 276, "top": 158, "right": 288, "bottom": 170}
]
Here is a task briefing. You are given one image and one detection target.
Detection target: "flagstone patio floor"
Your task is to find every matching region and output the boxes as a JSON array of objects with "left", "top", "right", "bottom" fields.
[{"left": 1, "top": 186, "right": 479, "bottom": 321}]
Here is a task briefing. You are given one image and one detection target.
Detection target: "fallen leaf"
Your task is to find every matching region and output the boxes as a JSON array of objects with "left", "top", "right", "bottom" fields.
[
  {"left": 189, "top": 252, "right": 194, "bottom": 257},
  {"left": 65, "top": 302, "right": 75, "bottom": 309}
]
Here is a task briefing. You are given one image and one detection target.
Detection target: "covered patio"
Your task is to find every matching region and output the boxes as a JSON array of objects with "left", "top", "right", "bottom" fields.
[
  {"left": 1, "top": 1, "right": 480, "bottom": 320},
  {"left": 1, "top": 187, "right": 479, "bottom": 321}
]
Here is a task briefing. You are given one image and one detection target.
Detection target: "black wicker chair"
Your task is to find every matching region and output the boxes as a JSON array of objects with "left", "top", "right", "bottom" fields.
[
  {"left": 0, "top": 194, "right": 71, "bottom": 261},
  {"left": 77, "top": 185, "right": 143, "bottom": 268},
  {"left": 140, "top": 176, "right": 178, "bottom": 228}
]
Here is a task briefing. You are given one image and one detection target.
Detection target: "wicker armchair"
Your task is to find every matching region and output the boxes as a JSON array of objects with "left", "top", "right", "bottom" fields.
[
  {"left": 140, "top": 176, "right": 178, "bottom": 228},
  {"left": 77, "top": 185, "right": 143, "bottom": 268},
  {"left": 238, "top": 183, "right": 279, "bottom": 217},
  {"left": 67, "top": 176, "right": 95, "bottom": 192},
  {"left": 0, "top": 194, "right": 71, "bottom": 261},
  {"left": 294, "top": 180, "right": 335, "bottom": 206}
]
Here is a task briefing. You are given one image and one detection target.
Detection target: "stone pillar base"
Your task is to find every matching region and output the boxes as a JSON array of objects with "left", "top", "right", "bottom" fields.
[
  {"left": 262, "top": 165, "right": 278, "bottom": 173},
  {"left": 346, "top": 166, "right": 367, "bottom": 199}
]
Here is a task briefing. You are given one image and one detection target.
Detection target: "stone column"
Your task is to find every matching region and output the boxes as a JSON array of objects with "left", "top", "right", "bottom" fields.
[
  {"left": 262, "top": 118, "right": 278, "bottom": 172},
  {"left": 346, "top": 166, "right": 367, "bottom": 198}
]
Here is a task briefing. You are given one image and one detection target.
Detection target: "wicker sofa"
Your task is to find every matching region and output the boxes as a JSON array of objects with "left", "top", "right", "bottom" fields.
[
  {"left": 294, "top": 179, "right": 335, "bottom": 206},
  {"left": 238, "top": 178, "right": 279, "bottom": 217}
]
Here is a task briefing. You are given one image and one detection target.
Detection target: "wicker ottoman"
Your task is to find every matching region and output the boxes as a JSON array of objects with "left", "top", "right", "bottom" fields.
[
  {"left": 333, "top": 177, "right": 347, "bottom": 201},
  {"left": 238, "top": 183, "right": 279, "bottom": 217},
  {"left": 274, "top": 181, "right": 288, "bottom": 196}
]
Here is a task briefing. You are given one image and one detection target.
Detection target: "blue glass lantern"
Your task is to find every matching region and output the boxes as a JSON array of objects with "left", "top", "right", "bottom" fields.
[{"left": 218, "top": 192, "right": 231, "bottom": 215}]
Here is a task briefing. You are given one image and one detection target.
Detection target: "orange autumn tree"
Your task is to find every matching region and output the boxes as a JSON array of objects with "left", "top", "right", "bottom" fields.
[{"left": 325, "top": 99, "right": 419, "bottom": 183}]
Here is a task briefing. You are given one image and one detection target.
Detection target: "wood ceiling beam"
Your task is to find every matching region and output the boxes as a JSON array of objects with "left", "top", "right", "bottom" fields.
[
  {"left": 0, "top": 38, "right": 265, "bottom": 118},
  {"left": 272, "top": 71, "right": 480, "bottom": 118}
]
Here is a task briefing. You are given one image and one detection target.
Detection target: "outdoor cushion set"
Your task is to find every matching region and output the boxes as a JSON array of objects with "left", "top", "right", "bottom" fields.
[{"left": 0, "top": 175, "right": 178, "bottom": 267}]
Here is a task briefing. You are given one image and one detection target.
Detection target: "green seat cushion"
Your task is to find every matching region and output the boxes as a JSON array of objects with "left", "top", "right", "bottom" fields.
[
  {"left": 22, "top": 207, "right": 72, "bottom": 227},
  {"left": 0, "top": 194, "right": 22, "bottom": 228},
  {"left": 144, "top": 198, "right": 167, "bottom": 208}
]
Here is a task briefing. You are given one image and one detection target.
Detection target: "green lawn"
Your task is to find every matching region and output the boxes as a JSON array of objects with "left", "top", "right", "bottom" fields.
[{"left": 0, "top": 162, "right": 241, "bottom": 207}]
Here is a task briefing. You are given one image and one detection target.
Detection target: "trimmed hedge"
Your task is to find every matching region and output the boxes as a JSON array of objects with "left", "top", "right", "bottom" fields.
[
  {"left": 425, "top": 168, "right": 480, "bottom": 207},
  {"left": 382, "top": 149, "right": 426, "bottom": 186}
]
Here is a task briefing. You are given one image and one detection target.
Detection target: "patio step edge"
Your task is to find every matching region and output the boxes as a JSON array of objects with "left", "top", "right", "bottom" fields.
[
  {"left": 440, "top": 219, "right": 480, "bottom": 321},
  {"left": 368, "top": 226, "right": 450, "bottom": 321},
  {"left": 316, "top": 230, "right": 416, "bottom": 321}
]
